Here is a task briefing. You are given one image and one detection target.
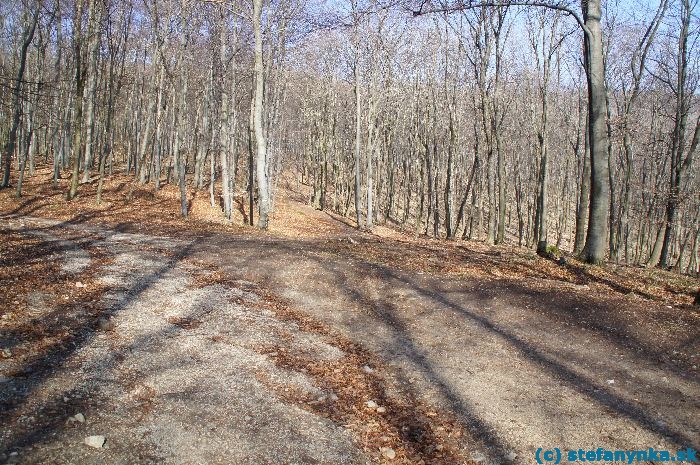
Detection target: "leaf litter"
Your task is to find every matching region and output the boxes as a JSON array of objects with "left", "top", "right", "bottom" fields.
[{"left": 0, "top": 217, "right": 476, "bottom": 464}]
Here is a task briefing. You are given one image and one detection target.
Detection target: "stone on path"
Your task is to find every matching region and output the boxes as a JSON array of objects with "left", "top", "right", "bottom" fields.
[{"left": 84, "top": 436, "right": 105, "bottom": 448}]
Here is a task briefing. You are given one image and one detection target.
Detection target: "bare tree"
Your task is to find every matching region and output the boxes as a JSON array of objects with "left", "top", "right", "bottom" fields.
[
  {"left": 253, "top": 0, "right": 271, "bottom": 229},
  {"left": 658, "top": 0, "right": 699, "bottom": 268},
  {"left": 2, "top": 1, "right": 40, "bottom": 188}
]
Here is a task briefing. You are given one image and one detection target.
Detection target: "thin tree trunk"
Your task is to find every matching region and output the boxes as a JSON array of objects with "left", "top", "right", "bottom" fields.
[
  {"left": 81, "top": 0, "right": 102, "bottom": 183},
  {"left": 253, "top": 0, "right": 270, "bottom": 229},
  {"left": 68, "top": 0, "right": 87, "bottom": 200},
  {"left": 2, "top": 5, "right": 39, "bottom": 188},
  {"left": 353, "top": 21, "right": 363, "bottom": 230}
]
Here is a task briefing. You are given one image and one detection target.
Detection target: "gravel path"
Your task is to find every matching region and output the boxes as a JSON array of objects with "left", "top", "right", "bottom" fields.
[
  {"left": 196, "top": 233, "right": 700, "bottom": 464},
  {"left": 1, "top": 216, "right": 365, "bottom": 464},
  {"left": 2, "top": 214, "right": 698, "bottom": 465}
]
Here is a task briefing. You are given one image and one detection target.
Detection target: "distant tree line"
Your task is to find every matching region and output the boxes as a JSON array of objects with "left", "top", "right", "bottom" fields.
[{"left": 0, "top": 0, "right": 698, "bottom": 272}]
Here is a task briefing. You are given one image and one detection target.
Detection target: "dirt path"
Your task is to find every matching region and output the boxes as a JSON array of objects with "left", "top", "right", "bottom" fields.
[
  {"left": 193, "top": 228, "right": 700, "bottom": 463},
  {"left": 1, "top": 216, "right": 367, "bottom": 464},
  {"left": 2, "top": 213, "right": 698, "bottom": 465}
]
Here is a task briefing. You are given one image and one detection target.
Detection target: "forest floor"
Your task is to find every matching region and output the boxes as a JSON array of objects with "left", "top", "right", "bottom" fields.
[{"left": 0, "top": 169, "right": 698, "bottom": 464}]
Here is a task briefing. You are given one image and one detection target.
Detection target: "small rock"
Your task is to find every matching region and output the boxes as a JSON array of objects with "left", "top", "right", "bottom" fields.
[
  {"left": 84, "top": 435, "right": 105, "bottom": 448},
  {"left": 366, "top": 400, "right": 378, "bottom": 409},
  {"left": 435, "top": 444, "right": 444, "bottom": 451},
  {"left": 362, "top": 365, "right": 374, "bottom": 374},
  {"left": 98, "top": 317, "right": 115, "bottom": 331},
  {"left": 471, "top": 452, "right": 487, "bottom": 463},
  {"left": 376, "top": 406, "right": 386, "bottom": 414},
  {"left": 506, "top": 451, "right": 518, "bottom": 461},
  {"left": 607, "top": 379, "right": 615, "bottom": 384},
  {"left": 75, "top": 282, "right": 86, "bottom": 288},
  {"left": 329, "top": 393, "right": 339, "bottom": 402},
  {"left": 63, "top": 397, "right": 69, "bottom": 402},
  {"left": 1, "top": 348, "right": 12, "bottom": 358},
  {"left": 380, "top": 447, "right": 396, "bottom": 460},
  {"left": 68, "top": 413, "right": 85, "bottom": 424}
]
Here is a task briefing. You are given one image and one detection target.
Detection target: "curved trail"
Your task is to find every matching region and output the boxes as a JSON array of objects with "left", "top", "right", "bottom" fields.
[
  {"left": 2, "top": 213, "right": 698, "bottom": 464},
  {"left": 1, "top": 216, "right": 364, "bottom": 464},
  {"left": 195, "top": 216, "right": 699, "bottom": 463}
]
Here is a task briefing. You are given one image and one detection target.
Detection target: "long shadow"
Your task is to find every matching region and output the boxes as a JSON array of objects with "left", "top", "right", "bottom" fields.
[
  {"left": 1, "top": 223, "right": 208, "bottom": 455},
  {"left": 317, "top": 237, "right": 699, "bottom": 381},
  {"left": 3, "top": 210, "right": 187, "bottom": 274},
  {"left": 7, "top": 215, "right": 698, "bottom": 459},
  {"left": 1, "top": 189, "right": 182, "bottom": 235},
  {"left": 473, "top": 280, "right": 700, "bottom": 380},
  {"left": 1, "top": 197, "right": 46, "bottom": 218},
  {"left": 364, "top": 263, "right": 699, "bottom": 449},
  {"left": 503, "top": 252, "right": 694, "bottom": 302},
  {"left": 329, "top": 267, "right": 516, "bottom": 460},
  {"left": 215, "top": 236, "right": 697, "bottom": 379},
  {"left": 204, "top": 239, "right": 518, "bottom": 460},
  {"left": 206, "top": 237, "right": 700, "bottom": 459}
]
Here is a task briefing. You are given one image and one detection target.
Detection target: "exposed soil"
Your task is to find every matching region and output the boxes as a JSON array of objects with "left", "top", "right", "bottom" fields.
[
  {"left": 190, "top": 225, "right": 700, "bottom": 464},
  {"left": 0, "top": 217, "right": 473, "bottom": 464},
  {"left": 1, "top": 171, "right": 698, "bottom": 464}
]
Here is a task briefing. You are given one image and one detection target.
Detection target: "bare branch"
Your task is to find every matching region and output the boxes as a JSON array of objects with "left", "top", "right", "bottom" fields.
[{"left": 411, "top": 0, "right": 590, "bottom": 36}]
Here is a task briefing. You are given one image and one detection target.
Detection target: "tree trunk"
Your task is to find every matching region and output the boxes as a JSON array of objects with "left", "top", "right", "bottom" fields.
[
  {"left": 219, "top": 15, "right": 232, "bottom": 220},
  {"left": 536, "top": 143, "right": 548, "bottom": 256},
  {"left": 660, "top": 0, "right": 696, "bottom": 269},
  {"left": 68, "top": 0, "right": 87, "bottom": 200},
  {"left": 582, "top": 0, "right": 611, "bottom": 265},
  {"left": 353, "top": 26, "right": 363, "bottom": 230},
  {"left": 574, "top": 109, "right": 590, "bottom": 254},
  {"left": 253, "top": 0, "right": 270, "bottom": 229},
  {"left": 2, "top": 5, "right": 39, "bottom": 188},
  {"left": 81, "top": 0, "right": 102, "bottom": 183},
  {"left": 445, "top": 112, "right": 456, "bottom": 239},
  {"left": 176, "top": 19, "right": 189, "bottom": 218},
  {"left": 496, "top": 128, "right": 506, "bottom": 244},
  {"left": 152, "top": 63, "right": 166, "bottom": 191},
  {"left": 16, "top": 97, "right": 35, "bottom": 197}
]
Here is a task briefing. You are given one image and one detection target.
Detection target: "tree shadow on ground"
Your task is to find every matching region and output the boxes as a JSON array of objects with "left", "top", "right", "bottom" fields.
[
  {"left": 205, "top": 236, "right": 700, "bottom": 462},
  {"left": 0, "top": 220, "right": 208, "bottom": 457},
  {"left": 4, "top": 214, "right": 699, "bottom": 462}
]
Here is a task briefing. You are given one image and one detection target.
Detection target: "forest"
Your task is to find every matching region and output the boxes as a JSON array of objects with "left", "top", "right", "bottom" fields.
[{"left": 0, "top": 0, "right": 697, "bottom": 271}]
